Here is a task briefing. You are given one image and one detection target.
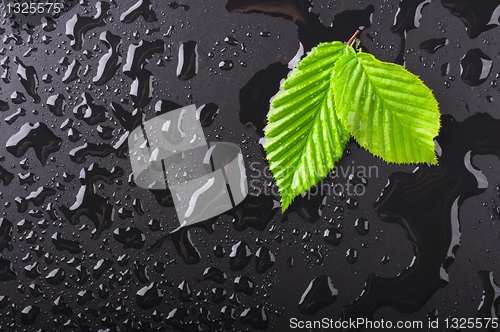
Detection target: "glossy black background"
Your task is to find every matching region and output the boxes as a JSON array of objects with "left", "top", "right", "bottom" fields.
[{"left": 1, "top": 0, "right": 500, "bottom": 331}]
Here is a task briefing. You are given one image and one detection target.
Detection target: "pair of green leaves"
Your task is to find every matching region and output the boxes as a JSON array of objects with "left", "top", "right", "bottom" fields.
[{"left": 264, "top": 41, "right": 440, "bottom": 211}]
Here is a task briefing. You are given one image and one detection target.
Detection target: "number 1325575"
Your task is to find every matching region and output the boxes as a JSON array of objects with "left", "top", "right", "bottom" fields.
[{"left": 6, "top": 2, "right": 62, "bottom": 14}]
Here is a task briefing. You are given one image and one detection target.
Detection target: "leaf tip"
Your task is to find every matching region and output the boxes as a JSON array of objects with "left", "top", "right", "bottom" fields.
[
  {"left": 281, "top": 196, "right": 292, "bottom": 213},
  {"left": 427, "top": 153, "right": 439, "bottom": 165}
]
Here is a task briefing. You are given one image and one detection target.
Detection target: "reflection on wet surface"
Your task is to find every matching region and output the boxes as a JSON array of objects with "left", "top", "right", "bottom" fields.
[{"left": 0, "top": 0, "right": 499, "bottom": 329}]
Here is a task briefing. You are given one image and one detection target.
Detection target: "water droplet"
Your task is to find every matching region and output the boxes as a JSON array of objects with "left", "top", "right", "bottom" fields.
[
  {"left": 178, "top": 280, "right": 193, "bottom": 302},
  {"left": 41, "top": 17, "right": 56, "bottom": 32},
  {"left": 240, "top": 305, "right": 268, "bottom": 330},
  {"left": 255, "top": 246, "right": 275, "bottom": 273},
  {"left": 234, "top": 275, "right": 254, "bottom": 295},
  {"left": 24, "top": 262, "right": 41, "bottom": 279},
  {"left": 76, "top": 290, "right": 95, "bottom": 305},
  {"left": 355, "top": 218, "right": 369, "bottom": 236},
  {"left": 93, "top": 31, "right": 122, "bottom": 86},
  {"left": 442, "top": 0, "right": 500, "bottom": 38},
  {"left": 47, "top": 94, "right": 66, "bottom": 116},
  {"left": 460, "top": 48, "right": 492, "bottom": 86},
  {"left": 298, "top": 275, "right": 338, "bottom": 315},
  {"left": 224, "top": 36, "right": 239, "bottom": 45},
  {"left": 219, "top": 60, "right": 234, "bottom": 70},
  {"left": 214, "top": 244, "right": 225, "bottom": 258},
  {"left": 51, "top": 232, "right": 82, "bottom": 254},
  {"left": 11, "top": 91, "right": 26, "bottom": 104},
  {"left": 212, "top": 287, "right": 227, "bottom": 303},
  {"left": 66, "top": 1, "right": 111, "bottom": 50},
  {"left": 113, "top": 227, "right": 146, "bottom": 249},
  {"left": 202, "top": 267, "right": 227, "bottom": 284},
  {"left": 60, "top": 164, "right": 123, "bottom": 239},
  {"left": 62, "top": 59, "right": 81, "bottom": 84},
  {"left": 28, "top": 283, "right": 43, "bottom": 297},
  {"left": 420, "top": 37, "right": 448, "bottom": 54},
  {"left": 168, "top": 1, "right": 190, "bottom": 10},
  {"left": 21, "top": 305, "right": 40, "bottom": 325},
  {"left": 121, "top": 0, "right": 157, "bottom": 23},
  {"left": 391, "top": 0, "right": 432, "bottom": 64},
  {"left": 14, "top": 57, "right": 40, "bottom": 103},
  {"left": 97, "top": 125, "right": 114, "bottom": 140},
  {"left": 323, "top": 228, "right": 343, "bottom": 246},
  {"left": 177, "top": 41, "right": 198, "bottom": 80},
  {"left": 346, "top": 248, "right": 358, "bottom": 264},
  {"left": 52, "top": 296, "right": 73, "bottom": 317},
  {"left": 93, "top": 258, "right": 113, "bottom": 279},
  {"left": 229, "top": 241, "right": 252, "bottom": 271},
  {"left": 0, "top": 258, "right": 16, "bottom": 281},
  {"left": 136, "top": 282, "right": 163, "bottom": 309},
  {"left": 346, "top": 197, "right": 359, "bottom": 210},
  {"left": 6, "top": 122, "right": 62, "bottom": 165},
  {"left": 45, "top": 268, "right": 65, "bottom": 285},
  {"left": 148, "top": 219, "right": 161, "bottom": 232},
  {"left": 5, "top": 107, "right": 26, "bottom": 125}
]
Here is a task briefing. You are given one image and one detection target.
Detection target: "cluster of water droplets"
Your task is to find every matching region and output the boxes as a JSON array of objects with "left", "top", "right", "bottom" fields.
[{"left": 0, "top": 0, "right": 499, "bottom": 330}]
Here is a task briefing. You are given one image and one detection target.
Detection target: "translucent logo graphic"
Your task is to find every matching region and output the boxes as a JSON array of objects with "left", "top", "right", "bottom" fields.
[{"left": 128, "top": 104, "right": 248, "bottom": 227}]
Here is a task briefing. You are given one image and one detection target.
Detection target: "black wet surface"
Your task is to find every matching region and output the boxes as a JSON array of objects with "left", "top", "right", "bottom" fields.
[{"left": 1, "top": 0, "right": 500, "bottom": 331}]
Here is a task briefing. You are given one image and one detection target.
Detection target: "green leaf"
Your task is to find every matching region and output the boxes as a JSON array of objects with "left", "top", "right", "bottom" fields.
[
  {"left": 264, "top": 38, "right": 441, "bottom": 212},
  {"left": 264, "top": 42, "right": 350, "bottom": 211},
  {"left": 332, "top": 46, "right": 440, "bottom": 164}
]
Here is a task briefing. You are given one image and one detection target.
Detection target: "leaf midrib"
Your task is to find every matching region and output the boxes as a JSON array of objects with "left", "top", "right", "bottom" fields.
[{"left": 291, "top": 87, "right": 330, "bottom": 192}]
